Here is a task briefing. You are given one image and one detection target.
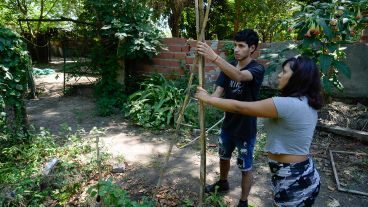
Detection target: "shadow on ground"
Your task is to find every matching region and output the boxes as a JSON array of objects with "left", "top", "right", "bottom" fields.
[{"left": 26, "top": 72, "right": 368, "bottom": 206}]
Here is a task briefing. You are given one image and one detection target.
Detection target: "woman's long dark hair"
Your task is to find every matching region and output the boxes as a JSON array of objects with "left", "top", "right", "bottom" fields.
[{"left": 280, "top": 56, "right": 323, "bottom": 110}]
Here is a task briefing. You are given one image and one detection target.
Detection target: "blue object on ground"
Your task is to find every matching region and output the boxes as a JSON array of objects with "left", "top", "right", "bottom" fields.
[{"left": 33, "top": 68, "right": 55, "bottom": 75}]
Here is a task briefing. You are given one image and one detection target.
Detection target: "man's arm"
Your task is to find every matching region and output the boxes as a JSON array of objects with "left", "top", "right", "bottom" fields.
[
  {"left": 196, "top": 42, "right": 253, "bottom": 82},
  {"left": 211, "top": 86, "right": 224, "bottom": 98},
  {"left": 213, "top": 56, "right": 253, "bottom": 82}
]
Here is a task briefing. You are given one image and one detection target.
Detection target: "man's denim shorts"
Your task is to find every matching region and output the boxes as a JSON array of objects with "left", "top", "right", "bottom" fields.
[{"left": 218, "top": 130, "right": 256, "bottom": 171}]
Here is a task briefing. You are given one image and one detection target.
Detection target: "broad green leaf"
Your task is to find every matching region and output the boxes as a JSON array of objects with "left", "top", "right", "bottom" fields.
[
  {"left": 326, "top": 44, "right": 338, "bottom": 53},
  {"left": 5, "top": 72, "right": 13, "bottom": 80},
  {"left": 265, "top": 64, "right": 278, "bottom": 75},
  {"left": 303, "top": 38, "right": 313, "bottom": 48},
  {"left": 322, "top": 76, "right": 332, "bottom": 94},
  {"left": 312, "top": 39, "right": 322, "bottom": 48},
  {"left": 90, "top": 191, "right": 97, "bottom": 197},
  {"left": 334, "top": 61, "right": 351, "bottom": 78},
  {"left": 15, "top": 84, "right": 23, "bottom": 90},
  {"left": 319, "top": 54, "right": 333, "bottom": 74}
]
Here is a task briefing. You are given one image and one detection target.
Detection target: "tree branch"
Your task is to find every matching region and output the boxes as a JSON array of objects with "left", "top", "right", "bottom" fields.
[{"left": 44, "top": 0, "right": 59, "bottom": 18}]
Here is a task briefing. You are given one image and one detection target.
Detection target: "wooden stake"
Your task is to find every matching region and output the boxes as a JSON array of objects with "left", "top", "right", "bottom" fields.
[
  {"left": 317, "top": 123, "right": 368, "bottom": 143},
  {"left": 197, "top": 0, "right": 206, "bottom": 206},
  {"left": 156, "top": 1, "right": 212, "bottom": 203},
  {"left": 329, "top": 150, "right": 368, "bottom": 196}
]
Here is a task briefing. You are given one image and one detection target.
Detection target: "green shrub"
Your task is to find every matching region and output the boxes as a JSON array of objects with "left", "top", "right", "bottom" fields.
[
  {"left": 259, "top": 86, "right": 279, "bottom": 100},
  {"left": 124, "top": 73, "right": 184, "bottom": 129},
  {"left": 262, "top": 0, "right": 368, "bottom": 92},
  {"left": 81, "top": 0, "right": 165, "bottom": 116},
  {"left": 87, "top": 177, "right": 155, "bottom": 207},
  {"left": 94, "top": 79, "right": 127, "bottom": 116},
  {"left": 223, "top": 42, "right": 235, "bottom": 61},
  {"left": 0, "top": 126, "right": 96, "bottom": 206},
  {"left": 0, "top": 25, "right": 31, "bottom": 139},
  {"left": 124, "top": 73, "right": 224, "bottom": 131},
  {"left": 184, "top": 101, "right": 224, "bottom": 129}
]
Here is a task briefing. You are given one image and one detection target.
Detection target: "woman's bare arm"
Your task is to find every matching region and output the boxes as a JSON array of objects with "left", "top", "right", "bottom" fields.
[{"left": 195, "top": 87, "right": 278, "bottom": 118}]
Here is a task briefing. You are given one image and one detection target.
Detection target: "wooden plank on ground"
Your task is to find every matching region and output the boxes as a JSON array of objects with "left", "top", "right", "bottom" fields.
[{"left": 317, "top": 124, "right": 368, "bottom": 143}]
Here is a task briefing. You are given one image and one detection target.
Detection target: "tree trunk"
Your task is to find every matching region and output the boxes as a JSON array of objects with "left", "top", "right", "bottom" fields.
[
  {"left": 28, "top": 65, "right": 37, "bottom": 99},
  {"left": 234, "top": 0, "right": 241, "bottom": 36},
  {"left": 169, "top": 14, "right": 181, "bottom": 37},
  {"left": 5, "top": 104, "right": 28, "bottom": 135},
  {"left": 20, "top": 104, "right": 29, "bottom": 135},
  {"left": 168, "top": 0, "right": 189, "bottom": 37},
  {"left": 116, "top": 59, "right": 126, "bottom": 86}
]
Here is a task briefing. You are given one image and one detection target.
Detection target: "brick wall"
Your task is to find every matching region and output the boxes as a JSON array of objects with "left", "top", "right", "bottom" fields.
[
  {"left": 130, "top": 33, "right": 368, "bottom": 97},
  {"left": 130, "top": 38, "right": 268, "bottom": 82}
]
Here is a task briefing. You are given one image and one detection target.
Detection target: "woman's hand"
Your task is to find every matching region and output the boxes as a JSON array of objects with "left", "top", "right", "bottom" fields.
[
  {"left": 195, "top": 87, "right": 211, "bottom": 103},
  {"left": 196, "top": 41, "right": 218, "bottom": 62}
]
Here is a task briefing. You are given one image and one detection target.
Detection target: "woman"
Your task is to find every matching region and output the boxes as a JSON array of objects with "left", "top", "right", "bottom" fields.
[{"left": 195, "top": 56, "right": 322, "bottom": 206}]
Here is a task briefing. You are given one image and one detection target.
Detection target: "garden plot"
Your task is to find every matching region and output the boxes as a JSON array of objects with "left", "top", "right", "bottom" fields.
[{"left": 24, "top": 73, "right": 368, "bottom": 206}]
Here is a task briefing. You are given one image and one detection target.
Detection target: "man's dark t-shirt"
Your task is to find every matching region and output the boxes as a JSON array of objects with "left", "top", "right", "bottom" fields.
[{"left": 215, "top": 59, "right": 265, "bottom": 141}]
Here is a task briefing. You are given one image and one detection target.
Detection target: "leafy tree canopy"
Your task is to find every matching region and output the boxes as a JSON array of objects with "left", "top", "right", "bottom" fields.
[{"left": 0, "top": 0, "right": 84, "bottom": 35}]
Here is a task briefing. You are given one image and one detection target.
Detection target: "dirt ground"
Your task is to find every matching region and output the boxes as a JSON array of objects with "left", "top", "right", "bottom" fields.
[{"left": 26, "top": 65, "right": 368, "bottom": 206}]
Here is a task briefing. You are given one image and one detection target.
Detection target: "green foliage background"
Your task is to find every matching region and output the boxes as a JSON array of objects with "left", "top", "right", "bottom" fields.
[
  {"left": 79, "top": 0, "right": 165, "bottom": 116},
  {"left": 0, "top": 25, "right": 31, "bottom": 141},
  {"left": 124, "top": 73, "right": 223, "bottom": 130},
  {"left": 261, "top": 0, "right": 368, "bottom": 92},
  {"left": 0, "top": 126, "right": 96, "bottom": 206}
]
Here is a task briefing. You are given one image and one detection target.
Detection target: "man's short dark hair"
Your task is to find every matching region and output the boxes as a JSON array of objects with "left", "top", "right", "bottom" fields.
[{"left": 234, "top": 29, "right": 259, "bottom": 50}]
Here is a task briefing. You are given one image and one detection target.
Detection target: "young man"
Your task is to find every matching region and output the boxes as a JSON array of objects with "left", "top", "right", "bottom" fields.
[{"left": 196, "top": 29, "right": 265, "bottom": 207}]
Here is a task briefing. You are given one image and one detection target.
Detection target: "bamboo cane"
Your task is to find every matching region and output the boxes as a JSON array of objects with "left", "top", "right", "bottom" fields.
[
  {"left": 197, "top": 0, "right": 206, "bottom": 206},
  {"left": 155, "top": 0, "right": 212, "bottom": 200}
]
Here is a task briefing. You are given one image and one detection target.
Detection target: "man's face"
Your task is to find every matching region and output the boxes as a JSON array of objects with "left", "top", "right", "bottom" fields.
[{"left": 233, "top": 41, "right": 255, "bottom": 61}]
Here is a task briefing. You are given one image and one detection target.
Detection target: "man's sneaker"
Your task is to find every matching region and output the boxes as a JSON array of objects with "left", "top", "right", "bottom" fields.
[
  {"left": 205, "top": 180, "right": 229, "bottom": 193},
  {"left": 237, "top": 199, "right": 248, "bottom": 207}
]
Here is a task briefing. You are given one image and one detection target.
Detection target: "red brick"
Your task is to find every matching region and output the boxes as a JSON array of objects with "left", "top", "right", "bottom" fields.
[
  {"left": 185, "top": 57, "right": 194, "bottom": 64},
  {"left": 167, "top": 45, "right": 190, "bottom": 52},
  {"left": 157, "top": 52, "right": 175, "bottom": 59},
  {"left": 257, "top": 43, "right": 269, "bottom": 50},
  {"left": 152, "top": 58, "right": 180, "bottom": 67},
  {"left": 157, "top": 52, "right": 187, "bottom": 60},
  {"left": 163, "top": 38, "right": 187, "bottom": 45},
  {"left": 154, "top": 66, "right": 184, "bottom": 76},
  {"left": 360, "top": 36, "right": 368, "bottom": 43},
  {"left": 251, "top": 51, "right": 261, "bottom": 59},
  {"left": 174, "top": 53, "right": 187, "bottom": 59},
  {"left": 256, "top": 59, "right": 270, "bottom": 67}
]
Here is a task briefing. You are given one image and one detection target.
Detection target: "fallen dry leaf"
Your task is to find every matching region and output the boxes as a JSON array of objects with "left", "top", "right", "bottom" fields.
[
  {"left": 327, "top": 197, "right": 340, "bottom": 207},
  {"left": 328, "top": 186, "right": 336, "bottom": 191}
]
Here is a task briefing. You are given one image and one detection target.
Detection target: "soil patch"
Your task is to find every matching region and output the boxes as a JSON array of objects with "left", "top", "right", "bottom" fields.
[
  {"left": 319, "top": 101, "right": 368, "bottom": 132},
  {"left": 26, "top": 72, "right": 368, "bottom": 206}
]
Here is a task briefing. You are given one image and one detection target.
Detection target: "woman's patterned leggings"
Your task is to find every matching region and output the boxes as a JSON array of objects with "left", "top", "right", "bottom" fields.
[{"left": 268, "top": 157, "right": 320, "bottom": 207}]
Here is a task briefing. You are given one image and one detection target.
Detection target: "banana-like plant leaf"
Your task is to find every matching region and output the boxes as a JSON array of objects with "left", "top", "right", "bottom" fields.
[
  {"left": 334, "top": 60, "right": 351, "bottom": 78},
  {"left": 319, "top": 54, "right": 333, "bottom": 74}
]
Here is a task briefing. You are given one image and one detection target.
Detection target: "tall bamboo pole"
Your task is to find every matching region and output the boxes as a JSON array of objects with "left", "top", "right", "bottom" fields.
[
  {"left": 196, "top": 0, "right": 206, "bottom": 205},
  {"left": 156, "top": 0, "right": 212, "bottom": 192}
]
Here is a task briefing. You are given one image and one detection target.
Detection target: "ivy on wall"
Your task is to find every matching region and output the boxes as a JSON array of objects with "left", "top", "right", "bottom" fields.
[{"left": 0, "top": 25, "right": 31, "bottom": 140}]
